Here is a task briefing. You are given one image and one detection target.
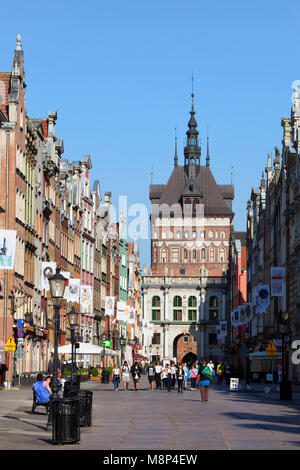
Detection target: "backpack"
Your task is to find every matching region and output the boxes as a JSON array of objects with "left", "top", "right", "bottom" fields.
[{"left": 201, "top": 365, "right": 213, "bottom": 380}]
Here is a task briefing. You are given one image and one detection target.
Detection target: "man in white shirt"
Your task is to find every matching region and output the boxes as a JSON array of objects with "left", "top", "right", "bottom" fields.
[{"left": 155, "top": 362, "right": 162, "bottom": 389}]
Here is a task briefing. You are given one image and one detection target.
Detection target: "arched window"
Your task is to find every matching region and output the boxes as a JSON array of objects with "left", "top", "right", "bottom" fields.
[
  {"left": 173, "top": 296, "right": 182, "bottom": 321},
  {"left": 221, "top": 231, "right": 226, "bottom": 239},
  {"left": 188, "top": 296, "right": 197, "bottom": 321},
  {"left": 152, "top": 296, "right": 161, "bottom": 321},
  {"left": 161, "top": 248, "right": 167, "bottom": 263},
  {"left": 209, "top": 296, "right": 218, "bottom": 321},
  {"left": 201, "top": 248, "right": 206, "bottom": 259},
  {"left": 219, "top": 247, "right": 226, "bottom": 263}
]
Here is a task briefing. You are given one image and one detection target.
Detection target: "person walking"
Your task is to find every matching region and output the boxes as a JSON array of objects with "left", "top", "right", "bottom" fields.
[
  {"left": 131, "top": 362, "right": 141, "bottom": 390},
  {"left": 155, "top": 361, "right": 162, "bottom": 389},
  {"left": 165, "top": 364, "right": 172, "bottom": 392},
  {"left": 199, "top": 359, "right": 213, "bottom": 403},
  {"left": 112, "top": 364, "right": 121, "bottom": 391},
  {"left": 183, "top": 362, "right": 189, "bottom": 390},
  {"left": 190, "top": 363, "right": 198, "bottom": 390},
  {"left": 177, "top": 364, "right": 184, "bottom": 394},
  {"left": 217, "top": 361, "right": 225, "bottom": 385},
  {"left": 161, "top": 365, "right": 167, "bottom": 389},
  {"left": 121, "top": 361, "right": 130, "bottom": 390},
  {"left": 147, "top": 362, "right": 155, "bottom": 391},
  {"left": 170, "top": 361, "right": 176, "bottom": 390}
]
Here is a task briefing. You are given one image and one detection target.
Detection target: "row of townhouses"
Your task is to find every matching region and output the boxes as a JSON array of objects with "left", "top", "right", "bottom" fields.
[
  {"left": 227, "top": 88, "right": 300, "bottom": 384},
  {"left": 0, "top": 37, "right": 142, "bottom": 385}
]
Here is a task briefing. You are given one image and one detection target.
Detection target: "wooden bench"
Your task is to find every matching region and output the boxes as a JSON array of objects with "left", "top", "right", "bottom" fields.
[{"left": 32, "top": 389, "right": 49, "bottom": 414}]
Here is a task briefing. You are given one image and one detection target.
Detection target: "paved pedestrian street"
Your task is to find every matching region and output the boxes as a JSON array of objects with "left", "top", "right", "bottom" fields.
[{"left": 0, "top": 377, "right": 300, "bottom": 451}]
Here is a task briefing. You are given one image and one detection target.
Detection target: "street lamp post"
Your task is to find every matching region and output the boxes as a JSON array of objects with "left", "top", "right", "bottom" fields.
[
  {"left": 67, "top": 307, "right": 78, "bottom": 387},
  {"left": 47, "top": 268, "right": 67, "bottom": 428}
]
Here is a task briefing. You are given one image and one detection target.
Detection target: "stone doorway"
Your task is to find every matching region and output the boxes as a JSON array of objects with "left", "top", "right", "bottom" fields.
[{"left": 174, "top": 333, "right": 197, "bottom": 364}]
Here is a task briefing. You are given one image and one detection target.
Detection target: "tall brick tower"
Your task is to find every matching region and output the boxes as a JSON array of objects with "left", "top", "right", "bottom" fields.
[{"left": 142, "top": 92, "right": 235, "bottom": 365}]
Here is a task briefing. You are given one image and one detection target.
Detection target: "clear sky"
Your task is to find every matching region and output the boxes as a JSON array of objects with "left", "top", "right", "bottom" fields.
[{"left": 1, "top": 0, "right": 299, "bottom": 267}]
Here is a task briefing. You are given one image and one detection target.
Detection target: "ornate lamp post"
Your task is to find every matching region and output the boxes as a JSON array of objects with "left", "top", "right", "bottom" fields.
[
  {"left": 48, "top": 268, "right": 67, "bottom": 397},
  {"left": 67, "top": 307, "right": 78, "bottom": 386},
  {"left": 47, "top": 268, "right": 67, "bottom": 428}
]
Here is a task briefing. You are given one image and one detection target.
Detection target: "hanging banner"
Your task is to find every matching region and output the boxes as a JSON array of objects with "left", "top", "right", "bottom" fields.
[
  {"left": 128, "top": 307, "right": 136, "bottom": 325},
  {"left": 105, "top": 296, "right": 115, "bottom": 317},
  {"left": 238, "top": 305, "right": 247, "bottom": 325},
  {"left": 67, "top": 278, "right": 80, "bottom": 303},
  {"left": 0, "top": 230, "right": 17, "bottom": 269},
  {"left": 41, "top": 262, "right": 56, "bottom": 291},
  {"left": 117, "top": 301, "right": 126, "bottom": 321},
  {"left": 220, "top": 321, "right": 228, "bottom": 336},
  {"left": 80, "top": 285, "right": 93, "bottom": 313},
  {"left": 244, "top": 303, "right": 253, "bottom": 322},
  {"left": 256, "top": 285, "right": 270, "bottom": 314},
  {"left": 271, "top": 267, "right": 285, "bottom": 297},
  {"left": 232, "top": 309, "right": 240, "bottom": 328},
  {"left": 124, "top": 305, "right": 130, "bottom": 323},
  {"left": 61, "top": 272, "right": 70, "bottom": 300}
]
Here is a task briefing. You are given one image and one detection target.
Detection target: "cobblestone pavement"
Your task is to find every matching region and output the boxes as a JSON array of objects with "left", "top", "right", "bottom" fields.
[{"left": 0, "top": 376, "right": 299, "bottom": 450}]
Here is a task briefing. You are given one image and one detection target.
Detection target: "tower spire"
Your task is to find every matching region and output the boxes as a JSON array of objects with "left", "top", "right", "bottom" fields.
[
  {"left": 184, "top": 78, "right": 201, "bottom": 172},
  {"left": 174, "top": 127, "right": 178, "bottom": 167},
  {"left": 206, "top": 134, "right": 210, "bottom": 167}
]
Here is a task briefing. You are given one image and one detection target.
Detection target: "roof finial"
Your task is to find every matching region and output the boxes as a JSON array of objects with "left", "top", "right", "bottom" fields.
[
  {"left": 174, "top": 126, "right": 178, "bottom": 167},
  {"left": 206, "top": 133, "right": 210, "bottom": 167},
  {"left": 191, "top": 73, "right": 194, "bottom": 111},
  {"left": 16, "top": 34, "right": 22, "bottom": 51}
]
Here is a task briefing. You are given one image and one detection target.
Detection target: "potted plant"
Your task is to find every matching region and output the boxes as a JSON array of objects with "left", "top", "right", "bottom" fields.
[{"left": 90, "top": 367, "right": 101, "bottom": 381}]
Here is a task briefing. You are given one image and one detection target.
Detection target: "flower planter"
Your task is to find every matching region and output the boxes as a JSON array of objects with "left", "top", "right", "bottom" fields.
[{"left": 90, "top": 376, "right": 101, "bottom": 381}]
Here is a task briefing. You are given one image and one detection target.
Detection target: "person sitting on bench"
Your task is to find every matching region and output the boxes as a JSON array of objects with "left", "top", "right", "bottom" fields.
[{"left": 32, "top": 374, "right": 52, "bottom": 404}]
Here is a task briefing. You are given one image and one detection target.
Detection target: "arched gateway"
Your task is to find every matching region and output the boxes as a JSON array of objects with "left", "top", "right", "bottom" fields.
[{"left": 173, "top": 333, "right": 198, "bottom": 365}]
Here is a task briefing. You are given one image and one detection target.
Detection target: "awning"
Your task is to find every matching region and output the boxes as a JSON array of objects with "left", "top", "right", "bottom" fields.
[
  {"left": 249, "top": 351, "right": 282, "bottom": 360},
  {"left": 54, "top": 342, "right": 119, "bottom": 356},
  {"left": 133, "top": 353, "right": 148, "bottom": 361}
]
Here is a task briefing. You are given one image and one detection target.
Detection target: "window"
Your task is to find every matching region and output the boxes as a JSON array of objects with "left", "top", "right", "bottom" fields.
[
  {"left": 209, "top": 230, "right": 213, "bottom": 238},
  {"left": 210, "top": 247, "right": 214, "bottom": 262},
  {"left": 180, "top": 269, "right": 185, "bottom": 275},
  {"left": 219, "top": 247, "right": 226, "bottom": 263},
  {"left": 201, "top": 231, "right": 205, "bottom": 238},
  {"left": 184, "top": 231, "right": 189, "bottom": 239},
  {"left": 209, "top": 296, "right": 218, "bottom": 321},
  {"left": 192, "top": 231, "right": 197, "bottom": 238},
  {"left": 209, "top": 333, "right": 218, "bottom": 345},
  {"left": 161, "top": 248, "right": 167, "bottom": 263},
  {"left": 193, "top": 249, "right": 197, "bottom": 260},
  {"left": 173, "top": 296, "right": 182, "bottom": 321},
  {"left": 152, "top": 333, "right": 160, "bottom": 345},
  {"left": 188, "top": 296, "right": 197, "bottom": 321},
  {"left": 184, "top": 249, "right": 188, "bottom": 260},
  {"left": 176, "top": 231, "right": 181, "bottom": 239},
  {"left": 152, "top": 296, "right": 161, "bottom": 321},
  {"left": 221, "top": 231, "right": 226, "bottom": 239},
  {"left": 201, "top": 248, "right": 206, "bottom": 259},
  {"left": 172, "top": 248, "right": 179, "bottom": 263}
]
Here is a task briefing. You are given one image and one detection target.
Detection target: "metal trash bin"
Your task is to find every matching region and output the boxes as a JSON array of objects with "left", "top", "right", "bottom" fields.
[
  {"left": 101, "top": 369, "right": 109, "bottom": 383},
  {"left": 70, "top": 389, "right": 93, "bottom": 427},
  {"left": 280, "top": 381, "right": 292, "bottom": 400},
  {"left": 51, "top": 397, "right": 80, "bottom": 444}
]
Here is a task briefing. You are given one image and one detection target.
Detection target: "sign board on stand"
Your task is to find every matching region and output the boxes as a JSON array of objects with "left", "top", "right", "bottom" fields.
[{"left": 230, "top": 378, "right": 239, "bottom": 391}]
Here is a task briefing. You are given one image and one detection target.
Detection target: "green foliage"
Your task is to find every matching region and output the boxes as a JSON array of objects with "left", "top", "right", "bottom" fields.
[
  {"left": 62, "top": 368, "right": 71, "bottom": 377},
  {"left": 90, "top": 367, "right": 99, "bottom": 377}
]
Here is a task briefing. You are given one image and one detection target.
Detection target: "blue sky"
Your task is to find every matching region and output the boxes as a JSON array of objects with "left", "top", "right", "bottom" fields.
[{"left": 1, "top": 0, "right": 299, "bottom": 266}]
